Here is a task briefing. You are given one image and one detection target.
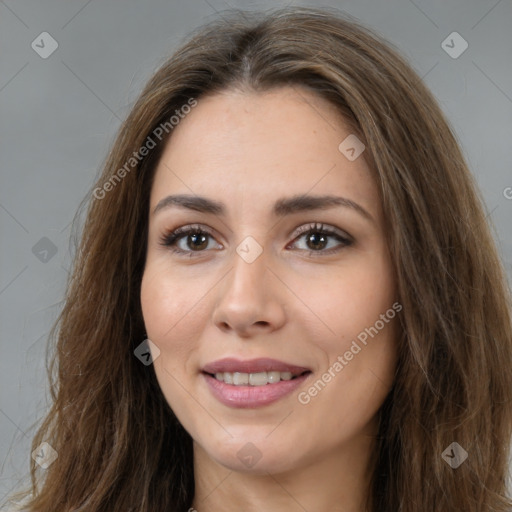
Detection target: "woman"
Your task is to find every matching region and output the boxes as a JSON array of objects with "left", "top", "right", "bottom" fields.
[{"left": 7, "top": 6, "right": 512, "bottom": 512}]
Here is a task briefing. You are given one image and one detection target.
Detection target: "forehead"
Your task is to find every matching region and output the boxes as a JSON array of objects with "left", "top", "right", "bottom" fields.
[{"left": 150, "top": 87, "right": 379, "bottom": 219}]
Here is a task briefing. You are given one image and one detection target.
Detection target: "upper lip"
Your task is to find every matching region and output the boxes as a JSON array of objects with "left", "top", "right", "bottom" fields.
[{"left": 202, "top": 358, "right": 311, "bottom": 375}]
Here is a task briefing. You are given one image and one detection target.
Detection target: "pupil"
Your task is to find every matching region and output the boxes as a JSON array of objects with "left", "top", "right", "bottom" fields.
[
  {"left": 189, "top": 233, "right": 208, "bottom": 250},
  {"left": 308, "top": 233, "right": 327, "bottom": 250}
]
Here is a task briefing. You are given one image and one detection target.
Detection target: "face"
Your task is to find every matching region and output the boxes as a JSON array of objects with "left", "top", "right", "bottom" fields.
[{"left": 140, "top": 86, "right": 399, "bottom": 475}]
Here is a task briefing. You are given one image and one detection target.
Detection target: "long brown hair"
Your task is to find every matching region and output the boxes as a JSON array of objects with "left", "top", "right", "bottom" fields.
[{"left": 7, "top": 6, "right": 512, "bottom": 511}]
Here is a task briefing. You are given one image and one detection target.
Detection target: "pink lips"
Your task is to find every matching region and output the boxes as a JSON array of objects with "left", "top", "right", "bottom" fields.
[{"left": 201, "top": 357, "right": 312, "bottom": 409}]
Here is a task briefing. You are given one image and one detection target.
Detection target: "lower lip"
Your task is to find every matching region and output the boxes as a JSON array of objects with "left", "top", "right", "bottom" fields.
[{"left": 203, "top": 372, "right": 311, "bottom": 408}]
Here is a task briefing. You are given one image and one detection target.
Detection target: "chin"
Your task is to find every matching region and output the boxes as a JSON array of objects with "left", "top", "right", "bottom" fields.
[{"left": 198, "top": 432, "right": 302, "bottom": 474}]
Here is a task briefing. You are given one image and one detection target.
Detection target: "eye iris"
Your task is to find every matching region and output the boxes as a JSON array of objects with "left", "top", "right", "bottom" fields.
[
  {"left": 188, "top": 232, "right": 208, "bottom": 250},
  {"left": 307, "top": 232, "right": 327, "bottom": 250}
]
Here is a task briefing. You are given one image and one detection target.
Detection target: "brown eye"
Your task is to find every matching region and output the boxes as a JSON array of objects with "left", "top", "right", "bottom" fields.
[
  {"left": 289, "top": 222, "right": 353, "bottom": 255},
  {"left": 186, "top": 232, "right": 209, "bottom": 251},
  {"left": 160, "top": 225, "right": 222, "bottom": 255},
  {"left": 305, "top": 232, "right": 329, "bottom": 251}
]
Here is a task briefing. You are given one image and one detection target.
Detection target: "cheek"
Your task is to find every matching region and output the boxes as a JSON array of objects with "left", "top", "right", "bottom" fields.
[
  {"left": 140, "top": 265, "right": 201, "bottom": 407},
  {"left": 140, "top": 266, "right": 191, "bottom": 381},
  {"left": 291, "top": 252, "right": 396, "bottom": 348},
  {"left": 140, "top": 260, "right": 221, "bottom": 383},
  {"left": 294, "top": 249, "right": 399, "bottom": 409},
  {"left": 140, "top": 262, "right": 200, "bottom": 341}
]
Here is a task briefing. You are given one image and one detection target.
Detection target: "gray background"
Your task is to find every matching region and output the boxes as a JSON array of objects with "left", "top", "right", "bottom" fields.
[{"left": 1, "top": 0, "right": 511, "bottom": 505}]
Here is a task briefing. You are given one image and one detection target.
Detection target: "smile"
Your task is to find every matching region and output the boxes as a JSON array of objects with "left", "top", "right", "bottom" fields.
[{"left": 201, "top": 358, "right": 312, "bottom": 408}]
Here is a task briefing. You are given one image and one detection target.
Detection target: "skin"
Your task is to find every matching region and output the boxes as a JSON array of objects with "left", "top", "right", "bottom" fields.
[{"left": 140, "top": 86, "right": 399, "bottom": 512}]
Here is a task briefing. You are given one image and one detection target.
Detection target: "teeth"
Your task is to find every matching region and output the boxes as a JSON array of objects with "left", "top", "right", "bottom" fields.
[
  {"left": 233, "top": 372, "right": 249, "bottom": 385},
  {"left": 212, "top": 370, "right": 299, "bottom": 386},
  {"left": 267, "top": 371, "right": 281, "bottom": 383},
  {"left": 249, "top": 372, "right": 267, "bottom": 386}
]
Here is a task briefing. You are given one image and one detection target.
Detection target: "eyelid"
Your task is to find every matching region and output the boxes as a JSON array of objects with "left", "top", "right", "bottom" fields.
[{"left": 289, "top": 222, "right": 353, "bottom": 244}]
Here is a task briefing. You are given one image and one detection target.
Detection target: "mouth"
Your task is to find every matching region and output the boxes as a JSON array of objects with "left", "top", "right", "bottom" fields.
[{"left": 201, "top": 358, "right": 312, "bottom": 408}]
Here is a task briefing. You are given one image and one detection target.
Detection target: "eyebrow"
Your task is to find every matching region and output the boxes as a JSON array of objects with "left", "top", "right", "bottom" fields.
[{"left": 153, "top": 193, "right": 374, "bottom": 223}]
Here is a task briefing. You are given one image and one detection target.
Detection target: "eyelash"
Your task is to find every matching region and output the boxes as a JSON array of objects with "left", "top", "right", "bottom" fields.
[{"left": 159, "top": 222, "right": 353, "bottom": 258}]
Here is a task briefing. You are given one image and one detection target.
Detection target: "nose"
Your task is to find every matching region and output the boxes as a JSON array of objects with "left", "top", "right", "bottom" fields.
[{"left": 211, "top": 245, "right": 287, "bottom": 337}]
